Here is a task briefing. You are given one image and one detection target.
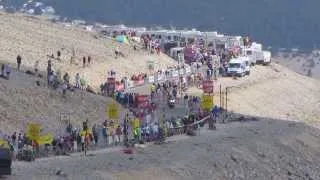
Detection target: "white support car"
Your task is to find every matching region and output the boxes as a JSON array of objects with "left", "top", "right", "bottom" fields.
[
  {"left": 227, "top": 57, "right": 251, "bottom": 77},
  {"left": 262, "top": 51, "right": 271, "bottom": 65}
]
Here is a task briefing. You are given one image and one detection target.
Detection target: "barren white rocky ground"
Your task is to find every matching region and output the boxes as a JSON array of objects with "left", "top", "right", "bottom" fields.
[
  {"left": 186, "top": 63, "right": 320, "bottom": 129},
  {"left": 0, "top": 12, "right": 177, "bottom": 89},
  {"left": 6, "top": 116, "right": 320, "bottom": 180},
  {"left": 273, "top": 51, "right": 320, "bottom": 79}
]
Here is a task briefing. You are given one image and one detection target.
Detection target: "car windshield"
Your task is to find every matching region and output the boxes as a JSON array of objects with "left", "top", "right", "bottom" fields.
[{"left": 229, "top": 63, "right": 241, "bottom": 68}]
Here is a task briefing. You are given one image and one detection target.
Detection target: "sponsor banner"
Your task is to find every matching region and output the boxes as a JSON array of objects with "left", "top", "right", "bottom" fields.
[
  {"left": 134, "top": 79, "right": 145, "bottom": 86},
  {"left": 148, "top": 76, "right": 155, "bottom": 83},
  {"left": 202, "top": 95, "right": 214, "bottom": 110},
  {"left": 108, "top": 102, "right": 119, "bottom": 119},
  {"left": 185, "top": 66, "right": 191, "bottom": 74},
  {"left": 27, "top": 123, "right": 41, "bottom": 141},
  {"left": 115, "top": 83, "right": 124, "bottom": 91},
  {"left": 107, "top": 77, "right": 115, "bottom": 83},
  {"left": 172, "top": 70, "right": 179, "bottom": 77},
  {"left": 127, "top": 80, "right": 134, "bottom": 89},
  {"left": 136, "top": 95, "right": 149, "bottom": 107},
  {"left": 157, "top": 74, "right": 164, "bottom": 82},
  {"left": 179, "top": 69, "right": 185, "bottom": 75},
  {"left": 202, "top": 80, "right": 214, "bottom": 93}
]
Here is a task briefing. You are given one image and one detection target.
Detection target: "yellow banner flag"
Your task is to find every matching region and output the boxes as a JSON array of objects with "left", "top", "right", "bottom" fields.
[
  {"left": 37, "top": 134, "right": 54, "bottom": 145},
  {"left": 107, "top": 102, "right": 119, "bottom": 119},
  {"left": 0, "top": 140, "right": 9, "bottom": 149},
  {"left": 27, "top": 123, "right": 41, "bottom": 141},
  {"left": 202, "top": 95, "right": 214, "bottom": 110}
]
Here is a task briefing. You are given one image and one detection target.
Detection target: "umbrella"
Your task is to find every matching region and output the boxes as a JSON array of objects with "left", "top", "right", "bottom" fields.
[{"left": 115, "top": 35, "right": 129, "bottom": 44}]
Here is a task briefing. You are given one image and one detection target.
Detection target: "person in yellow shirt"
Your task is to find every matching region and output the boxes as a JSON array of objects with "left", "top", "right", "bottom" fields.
[{"left": 151, "top": 84, "right": 156, "bottom": 99}]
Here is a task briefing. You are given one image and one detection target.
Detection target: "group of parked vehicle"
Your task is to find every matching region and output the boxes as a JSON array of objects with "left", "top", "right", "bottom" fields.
[{"left": 226, "top": 47, "right": 271, "bottom": 77}]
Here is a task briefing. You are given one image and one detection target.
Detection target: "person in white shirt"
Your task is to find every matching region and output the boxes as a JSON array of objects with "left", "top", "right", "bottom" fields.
[
  {"left": 5, "top": 64, "right": 11, "bottom": 80},
  {"left": 75, "top": 73, "right": 80, "bottom": 88},
  {"left": 48, "top": 72, "right": 55, "bottom": 86},
  {"left": 152, "top": 123, "right": 159, "bottom": 139}
]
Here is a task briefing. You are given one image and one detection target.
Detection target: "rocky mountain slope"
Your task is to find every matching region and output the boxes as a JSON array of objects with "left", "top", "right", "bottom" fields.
[
  {"left": 0, "top": 12, "right": 176, "bottom": 134},
  {"left": 0, "top": 12, "right": 177, "bottom": 90},
  {"left": 187, "top": 63, "right": 320, "bottom": 128},
  {"left": 273, "top": 51, "right": 320, "bottom": 79},
  {"left": 0, "top": 70, "right": 119, "bottom": 134}
]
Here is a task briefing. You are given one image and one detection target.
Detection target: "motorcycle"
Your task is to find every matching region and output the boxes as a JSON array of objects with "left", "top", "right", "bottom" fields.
[{"left": 168, "top": 97, "right": 175, "bottom": 109}]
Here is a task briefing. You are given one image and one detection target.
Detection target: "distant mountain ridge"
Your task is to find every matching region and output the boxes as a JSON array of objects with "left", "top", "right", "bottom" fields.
[{"left": 1, "top": 0, "right": 320, "bottom": 50}]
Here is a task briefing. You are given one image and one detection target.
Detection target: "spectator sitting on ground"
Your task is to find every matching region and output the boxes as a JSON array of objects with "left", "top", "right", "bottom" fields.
[
  {"left": 87, "top": 85, "right": 96, "bottom": 94},
  {"left": 63, "top": 73, "right": 70, "bottom": 85},
  {"left": 16, "top": 55, "right": 22, "bottom": 71}
]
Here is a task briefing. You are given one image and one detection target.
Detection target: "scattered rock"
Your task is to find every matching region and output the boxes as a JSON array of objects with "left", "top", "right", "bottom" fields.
[
  {"left": 258, "top": 152, "right": 266, "bottom": 158},
  {"left": 224, "top": 136, "right": 236, "bottom": 140},
  {"left": 238, "top": 116, "right": 245, "bottom": 122},
  {"left": 288, "top": 162, "right": 294, "bottom": 168},
  {"left": 288, "top": 123, "right": 296, "bottom": 127},
  {"left": 186, "top": 130, "right": 196, "bottom": 136},
  {"left": 55, "top": 168, "right": 67, "bottom": 177},
  {"left": 230, "top": 154, "right": 238, "bottom": 164}
]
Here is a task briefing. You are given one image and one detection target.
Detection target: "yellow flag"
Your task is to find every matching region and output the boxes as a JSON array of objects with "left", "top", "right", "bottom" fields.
[
  {"left": 27, "top": 123, "right": 41, "bottom": 141},
  {"left": 38, "top": 134, "right": 54, "bottom": 145},
  {"left": 108, "top": 102, "right": 119, "bottom": 119},
  {"left": 0, "top": 140, "right": 9, "bottom": 149},
  {"left": 202, "top": 95, "right": 214, "bottom": 110}
]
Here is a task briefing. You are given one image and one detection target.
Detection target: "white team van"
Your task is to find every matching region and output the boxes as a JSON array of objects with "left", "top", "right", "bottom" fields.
[
  {"left": 227, "top": 57, "right": 251, "bottom": 77},
  {"left": 262, "top": 51, "right": 271, "bottom": 65},
  {"left": 243, "top": 42, "right": 263, "bottom": 65}
]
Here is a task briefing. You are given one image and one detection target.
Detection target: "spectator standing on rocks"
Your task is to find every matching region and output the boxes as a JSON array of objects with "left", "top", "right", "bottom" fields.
[
  {"left": 115, "top": 46, "right": 120, "bottom": 58},
  {"left": 16, "top": 55, "right": 22, "bottom": 71},
  {"left": 102, "top": 122, "right": 109, "bottom": 146},
  {"left": 75, "top": 73, "right": 80, "bottom": 88},
  {"left": 34, "top": 61, "right": 39, "bottom": 75},
  {"left": 116, "top": 125, "right": 122, "bottom": 144},
  {"left": 111, "top": 126, "right": 116, "bottom": 145},
  {"left": 47, "top": 60, "right": 52, "bottom": 84},
  {"left": 57, "top": 50, "right": 61, "bottom": 61},
  {"left": 5, "top": 64, "right": 11, "bottom": 80},
  {"left": 62, "top": 82, "right": 68, "bottom": 97},
  {"left": 92, "top": 124, "right": 98, "bottom": 145},
  {"left": 88, "top": 56, "right": 91, "bottom": 65},
  {"left": 82, "top": 56, "right": 86, "bottom": 68}
]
